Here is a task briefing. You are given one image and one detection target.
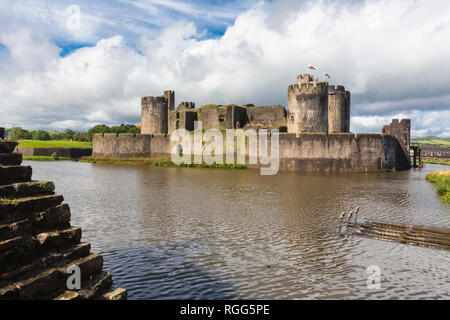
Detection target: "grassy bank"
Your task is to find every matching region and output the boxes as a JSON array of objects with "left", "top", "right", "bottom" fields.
[
  {"left": 422, "top": 160, "right": 450, "bottom": 166},
  {"left": 80, "top": 157, "right": 248, "bottom": 169},
  {"left": 22, "top": 156, "right": 72, "bottom": 161},
  {"left": 425, "top": 170, "right": 450, "bottom": 202},
  {"left": 15, "top": 140, "right": 92, "bottom": 148}
]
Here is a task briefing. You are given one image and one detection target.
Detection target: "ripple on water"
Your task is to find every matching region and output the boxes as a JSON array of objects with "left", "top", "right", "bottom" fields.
[{"left": 25, "top": 161, "right": 450, "bottom": 299}]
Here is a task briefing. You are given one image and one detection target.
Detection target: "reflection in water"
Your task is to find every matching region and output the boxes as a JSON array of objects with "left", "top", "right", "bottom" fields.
[{"left": 26, "top": 161, "right": 450, "bottom": 299}]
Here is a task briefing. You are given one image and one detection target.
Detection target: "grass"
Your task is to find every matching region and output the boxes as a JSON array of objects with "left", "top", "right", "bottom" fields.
[
  {"left": 22, "top": 156, "right": 72, "bottom": 161},
  {"left": 425, "top": 170, "right": 450, "bottom": 202},
  {"left": 15, "top": 140, "right": 92, "bottom": 149},
  {"left": 422, "top": 160, "right": 450, "bottom": 166},
  {"left": 80, "top": 157, "right": 248, "bottom": 169},
  {"left": 411, "top": 137, "right": 450, "bottom": 146},
  {"left": 0, "top": 197, "right": 18, "bottom": 206}
]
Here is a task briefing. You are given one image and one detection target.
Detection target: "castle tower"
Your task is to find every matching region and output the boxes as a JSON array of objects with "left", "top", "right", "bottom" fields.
[
  {"left": 164, "top": 90, "right": 175, "bottom": 111},
  {"left": 288, "top": 76, "right": 329, "bottom": 134},
  {"left": 328, "top": 85, "right": 351, "bottom": 133}
]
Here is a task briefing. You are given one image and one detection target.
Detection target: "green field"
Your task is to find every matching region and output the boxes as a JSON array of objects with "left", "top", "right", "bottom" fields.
[
  {"left": 22, "top": 156, "right": 72, "bottom": 161},
  {"left": 15, "top": 140, "right": 92, "bottom": 149},
  {"left": 412, "top": 136, "right": 450, "bottom": 146}
]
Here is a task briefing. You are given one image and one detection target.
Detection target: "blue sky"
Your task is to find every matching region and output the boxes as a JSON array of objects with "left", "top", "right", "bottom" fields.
[{"left": 0, "top": 0, "right": 449, "bottom": 137}]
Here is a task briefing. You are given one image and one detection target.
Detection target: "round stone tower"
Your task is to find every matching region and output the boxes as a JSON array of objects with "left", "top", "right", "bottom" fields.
[
  {"left": 287, "top": 81, "right": 329, "bottom": 134},
  {"left": 141, "top": 96, "right": 168, "bottom": 134},
  {"left": 328, "top": 85, "right": 350, "bottom": 133}
]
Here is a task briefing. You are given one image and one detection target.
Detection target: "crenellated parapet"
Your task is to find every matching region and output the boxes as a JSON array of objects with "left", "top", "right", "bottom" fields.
[{"left": 297, "top": 74, "right": 318, "bottom": 84}]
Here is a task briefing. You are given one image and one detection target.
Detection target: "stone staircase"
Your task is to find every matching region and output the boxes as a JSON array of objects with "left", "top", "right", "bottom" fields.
[{"left": 0, "top": 131, "right": 126, "bottom": 300}]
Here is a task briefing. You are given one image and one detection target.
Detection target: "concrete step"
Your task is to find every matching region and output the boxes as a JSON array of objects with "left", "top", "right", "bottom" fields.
[
  {"left": 0, "top": 153, "right": 22, "bottom": 166},
  {"left": 0, "top": 253, "right": 103, "bottom": 299},
  {"left": 0, "top": 165, "right": 32, "bottom": 185},
  {"left": 0, "top": 194, "right": 64, "bottom": 222},
  {"left": 0, "top": 181, "right": 54, "bottom": 199},
  {"left": 0, "top": 204, "right": 71, "bottom": 241}
]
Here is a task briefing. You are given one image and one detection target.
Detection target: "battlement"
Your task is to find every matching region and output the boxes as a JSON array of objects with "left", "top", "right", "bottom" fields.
[
  {"left": 288, "top": 81, "right": 329, "bottom": 95},
  {"left": 177, "top": 101, "right": 196, "bottom": 110},
  {"left": 141, "top": 96, "right": 166, "bottom": 104},
  {"left": 328, "top": 85, "right": 345, "bottom": 93},
  {"left": 297, "top": 74, "right": 318, "bottom": 84}
]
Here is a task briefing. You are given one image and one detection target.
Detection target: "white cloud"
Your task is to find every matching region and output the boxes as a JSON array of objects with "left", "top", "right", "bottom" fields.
[{"left": 0, "top": 0, "right": 449, "bottom": 136}]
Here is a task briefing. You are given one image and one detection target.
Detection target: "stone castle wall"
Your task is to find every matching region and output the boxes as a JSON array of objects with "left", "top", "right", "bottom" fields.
[{"left": 92, "top": 132, "right": 410, "bottom": 172}]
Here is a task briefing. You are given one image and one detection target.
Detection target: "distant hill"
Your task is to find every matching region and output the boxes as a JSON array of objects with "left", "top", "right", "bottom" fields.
[{"left": 412, "top": 136, "right": 450, "bottom": 146}]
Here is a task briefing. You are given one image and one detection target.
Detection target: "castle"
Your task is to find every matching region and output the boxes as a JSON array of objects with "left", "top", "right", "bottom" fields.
[{"left": 92, "top": 74, "right": 411, "bottom": 172}]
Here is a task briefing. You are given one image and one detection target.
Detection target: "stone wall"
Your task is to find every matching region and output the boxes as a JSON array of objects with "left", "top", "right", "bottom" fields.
[
  {"left": 0, "top": 134, "right": 126, "bottom": 300},
  {"left": 141, "top": 96, "right": 168, "bottom": 134},
  {"left": 246, "top": 105, "right": 286, "bottom": 129},
  {"left": 17, "top": 147, "right": 92, "bottom": 158},
  {"left": 382, "top": 119, "right": 411, "bottom": 158},
  {"left": 92, "top": 132, "right": 410, "bottom": 172}
]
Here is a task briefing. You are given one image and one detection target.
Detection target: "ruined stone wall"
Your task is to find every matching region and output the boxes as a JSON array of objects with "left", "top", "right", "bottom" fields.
[
  {"left": 197, "top": 105, "right": 226, "bottom": 131},
  {"left": 287, "top": 82, "right": 329, "bottom": 134},
  {"left": 141, "top": 96, "right": 168, "bottom": 134},
  {"left": 382, "top": 119, "right": 411, "bottom": 164},
  {"left": 0, "top": 133, "right": 126, "bottom": 300},
  {"left": 382, "top": 119, "right": 411, "bottom": 154},
  {"left": 246, "top": 105, "right": 286, "bottom": 129}
]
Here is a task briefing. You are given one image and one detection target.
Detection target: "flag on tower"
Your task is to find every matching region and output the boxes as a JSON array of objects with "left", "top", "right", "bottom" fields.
[
  {"left": 324, "top": 72, "right": 330, "bottom": 78},
  {"left": 308, "top": 65, "right": 316, "bottom": 70}
]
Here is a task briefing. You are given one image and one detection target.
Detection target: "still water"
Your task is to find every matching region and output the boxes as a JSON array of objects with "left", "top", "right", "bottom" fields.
[{"left": 25, "top": 160, "right": 450, "bottom": 299}]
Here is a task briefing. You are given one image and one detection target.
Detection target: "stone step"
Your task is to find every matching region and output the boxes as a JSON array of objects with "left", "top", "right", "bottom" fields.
[
  {"left": 0, "top": 204, "right": 70, "bottom": 241},
  {"left": 36, "top": 226, "right": 82, "bottom": 249},
  {"left": 0, "top": 153, "right": 22, "bottom": 166},
  {"left": 0, "top": 194, "right": 64, "bottom": 222},
  {"left": 0, "top": 227, "right": 82, "bottom": 275},
  {"left": 0, "top": 253, "right": 103, "bottom": 299},
  {"left": 0, "top": 242, "right": 91, "bottom": 285},
  {"left": 0, "top": 165, "right": 32, "bottom": 185},
  {"left": 101, "top": 287, "right": 127, "bottom": 300},
  {"left": 52, "top": 271, "right": 114, "bottom": 300},
  {"left": 0, "top": 142, "right": 18, "bottom": 154},
  {"left": 0, "top": 181, "right": 54, "bottom": 199}
]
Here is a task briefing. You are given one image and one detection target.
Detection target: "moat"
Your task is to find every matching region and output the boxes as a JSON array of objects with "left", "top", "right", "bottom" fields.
[{"left": 26, "top": 161, "right": 450, "bottom": 299}]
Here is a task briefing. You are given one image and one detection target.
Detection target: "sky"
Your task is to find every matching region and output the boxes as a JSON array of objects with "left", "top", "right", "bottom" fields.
[{"left": 0, "top": 0, "right": 449, "bottom": 137}]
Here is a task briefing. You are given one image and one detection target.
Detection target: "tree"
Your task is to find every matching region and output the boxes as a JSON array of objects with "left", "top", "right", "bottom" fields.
[
  {"left": 8, "top": 127, "right": 32, "bottom": 140},
  {"left": 32, "top": 130, "right": 51, "bottom": 141},
  {"left": 73, "top": 132, "right": 89, "bottom": 142},
  {"left": 87, "top": 124, "right": 111, "bottom": 141},
  {"left": 63, "top": 129, "right": 75, "bottom": 140},
  {"left": 50, "top": 132, "right": 64, "bottom": 140}
]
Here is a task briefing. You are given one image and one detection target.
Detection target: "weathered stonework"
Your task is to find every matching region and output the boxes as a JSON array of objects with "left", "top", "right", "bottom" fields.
[
  {"left": 287, "top": 82, "right": 329, "bottom": 134},
  {"left": 0, "top": 134, "right": 126, "bottom": 300},
  {"left": 328, "top": 85, "right": 350, "bottom": 133}
]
